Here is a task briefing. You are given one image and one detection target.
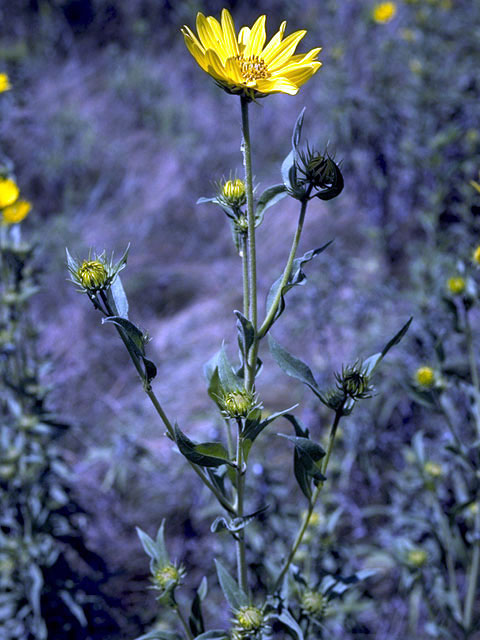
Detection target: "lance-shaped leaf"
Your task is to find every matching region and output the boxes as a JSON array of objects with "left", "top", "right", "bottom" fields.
[
  {"left": 174, "top": 424, "right": 235, "bottom": 468},
  {"left": 108, "top": 274, "right": 129, "bottom": 318},
  {"left": 135, "top": 632, "right": 183, "bottom": 640},
  {"left": 264, "top": 242, "right": 333, "bottom": 332},
  {"left": 197, "top": 196, "right": 236, "bottom": 220},
  {"left": 189, "top": 577, "right": 208, "bottom": 637},
  {"left": 255, "top": 184, "right": 288, "bottom": 225},
  {"left": 363, "top": 317, "right": 413, "bottom": 377},
  {"left": 194, "top": 632, "right": 229, "bottom": 640},
  {"left": 272, "top": 610, "right": 304, "bottom": 640},
  {"left": 235, "top": 311, "right": 255, "bottom": 361},
  {"left": 268, "top": 335, "right": 326, "bottom": 404},
  {"left": 136, "top": 521, "right": 169, "bottom": 572},
  {"left": 103, "top": 316, "right": 146, "bottom": 356},
  {"left": 214, "top": 560, "right": 249, "bottom": 610},
  {"left": 218, "top": 344, "right": 243, "bottom": 393},
  {"left": 279, "top": 435, "right": 326, "bottom": 501},
  {"left": 242, "top": 405, "right": 299, "bottom": 447}
]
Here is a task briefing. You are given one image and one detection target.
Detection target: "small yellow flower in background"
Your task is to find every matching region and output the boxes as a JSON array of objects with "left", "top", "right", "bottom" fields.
[
  {"left": 76, "top": 259, "right": 108, "bottom": 290},
  {"left": 447, "top": 276, "right": 466, "bottom": 296},
  {"left": 471, "top": 173, "right": 480, "bottom": 194},
  {"left": 373, "top": 2, "right": 397, "bottom": 23},
  {"left": 409, "top": 58, "right": 423, "bottom": 75},
  {"left": 1, "top": 200, "right": 31, "bottom": 225},
  {"left": 472, "top": 246, "right": 480, "bottom": 265},
  {"left": 181, "top": 9, "right": 322, "bottom": 99},
  {"left": 407, "top": 548, "right": 427, "bottom": 568},
  {"left": 424, "top": 461, "right": 443, "bottom": 478},
  {"left": 415, "top": 366, "right": 435, "bottom": 388},
  {"left": 0, "top": 73, "right": 11, "bottom": 93},
  {"left": 302, "top": 589, "right": 326, "bottom": 617},
  {"left": 0, "top": 178, "right": 19, "bottom": 208},
  {"left": 400, "top": 28, "right": 416, "bottom": 42}
]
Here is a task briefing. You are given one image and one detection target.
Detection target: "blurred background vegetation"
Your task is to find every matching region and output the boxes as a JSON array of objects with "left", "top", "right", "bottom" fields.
[{"left": 1, "top": 0, "right": 480, "bottom": 638}]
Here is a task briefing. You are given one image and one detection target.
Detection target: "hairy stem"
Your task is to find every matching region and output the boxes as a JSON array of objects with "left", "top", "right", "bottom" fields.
[
  {"left": 235, "top": 422, "right": 248, "bottom": 594},
  {"left": 258, "top": 195, "right": 309, "bottom": 339},
  {"left": 273, "top": 409, "right": 343, "bottom": 591},
  {"left": 240, "top": 97, "right": 258, "bottom": 392}
]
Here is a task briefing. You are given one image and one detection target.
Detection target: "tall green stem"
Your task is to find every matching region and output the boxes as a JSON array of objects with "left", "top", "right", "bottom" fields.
[
  {"left": 99, "top": 292, "right": 235, "bottom": 514},
  {"left": 258, "top": 197, "right": 309, "bottom": 339},
  {"left": 464, "top": 502, "right": 480, "bottom": 632},
  {"left": 273, "top": 409, "right": 343, "bottom": 591},
  {"left": 235, "top": 422, "right": 248, "bottom": 594},
  {"left": 464, "top": 306, "right": 480, "bottom": 438},
  {"left": 174, "top": 603, "right": 194, "bottom": 640},
  {"left": 240, "top": 97, "right": 257, "bottom": 392}
]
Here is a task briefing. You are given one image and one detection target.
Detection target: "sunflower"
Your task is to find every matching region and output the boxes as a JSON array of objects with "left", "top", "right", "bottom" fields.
[{"left": 181, "top": 9, "right": 321, "bottom": 99}]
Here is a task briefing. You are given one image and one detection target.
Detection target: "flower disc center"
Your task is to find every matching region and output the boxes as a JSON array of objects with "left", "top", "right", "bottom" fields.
[{"left": 235, "top": 54, "right": 270, "bottom": 82}]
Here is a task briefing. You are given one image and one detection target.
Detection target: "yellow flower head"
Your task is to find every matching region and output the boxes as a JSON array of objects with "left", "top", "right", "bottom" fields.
[
  {"left": 235, "top": 606, "right": 264, "bottom": 632},
  {"left": 415, "top": 366, "right": 435, "bottom": 388},
  {"left": 472, "top": 246, "right": 480, "bottom": 266},
  {"left": 76, "top": 260, "right": 108, "bottom": 290},
  {"left": 0, "top": 73, "right": 11, "bottom": 93},
  {"left": 373, "top": 2, "right": 397, "bottom": 23},
  {"left": 181, "top": 9, "right": 322, "bottom": 99},
  {"left": 222, "top": 178, "right": 246, "bottom": 206},
  {"left": 302, "top": 590, "right": 326, "bottom": 617},
  {"left": 0, "top": 178, "right": 19, "bottom": 209},
  {"left": 2, "top": 200, "right": 31, "bottom": 225},
  {"left": 447, "top": 276, "right": 465, "bottom": 296}
]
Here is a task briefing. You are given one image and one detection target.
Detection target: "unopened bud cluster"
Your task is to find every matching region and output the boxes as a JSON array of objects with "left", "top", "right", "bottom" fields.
[
  {"left": 301, "top": 589, "right": 326, "bottom": 618},
  {"left": 67, "top": 247, "right": 128, "bottom": 295},
  {"left": 407, "top": 548, "right": 427, "bottom": 569},
  {"left": 295, "top": 146, "right": 344, "bottom": 201},
  {"left": 76, "top": 260, "right": 108, "bottom": 290},
  {"left": 232, "top": 606, "right": 264, "bottom": 639},
  {"left": 222, "top": 178, "right": 246, "bottom": 207},
  {"left": 221, "top": 388, "right": 260, "bottom": 419},
  {"left": 153, "top": 563, "right": 185, "bottom": 590},
  {"left": 335, "top": 362, "right": 372, "bottom": 400}
]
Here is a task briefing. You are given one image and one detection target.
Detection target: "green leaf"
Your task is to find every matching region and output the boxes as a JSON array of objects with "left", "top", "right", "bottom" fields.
[
  {"left": 194, "top": 632, "right": 229, "bottom": 640},
  {"left": 218, "top": 344, "right": 243, "bottom": 392},
  {"left": 189, "top": 578, "right": 207, "bottom": 637},
  {"left": 235, "top": 311, "right": 255, "bottom": 360},
  {"left": 242, "top": 405, "right": 298, "bottom": 445},
  {"left": 273, "top": 609, "right": 304, "bottom": 640},
  {"left": 292, "top": 107, "right": 306, "bottom": 150},
  {"left": 265, "top": 243, "right": 333, "bottom": 331},
  {"left": 109, "top": 274, "right": 129, "bottom": 318},
  {"left": 59, "top": 590, "right": 87, "bottom": 626},
  {"left": 135, "top": 631, "right": 183, "bottom": 640},
  {"left": 102, "top": 316, "right": 146, "bottom": 357},
  {"left": 255, "top": 184, "right": 288, "bottom": 224},
  {"left": 268, "top": 335, "right": 324, "bottom": 402},
  {"left": 136, "top": 524, "right": 168, "bottom": 568},
  {"left": 174, "top": 424, "right": 234, "bottom": 468},
  {"left": 364, "top": 317, "right": 413, "bottom": 377},
  {"left": 143, "top": 357, "right": 157, "bottom": 383},
  {"left": 65, "top": 247, "right": 77, "bottom": 271},
  {"left": 281, "top": 149, "right": 295, "bottom": 191},
  {"left": 215, "top": 560, "right": 249, "bottom": 610},
  {"left": 280, "top": 435, "right": 326, "bottom": 498}
]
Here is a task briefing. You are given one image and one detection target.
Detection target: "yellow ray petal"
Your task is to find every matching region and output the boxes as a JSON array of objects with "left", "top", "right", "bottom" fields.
[
  {"left": 221, "top": 9, "right": 239, "bottom": 58},
  {"left": 181, "top": 26, "right": 206, "bottom": 53},
  {"left": 183, "top": 35, "right": 209, "bottom": 71},
  {"left": 205, "top": 49, "right": 228, "bottom": 82},
  {"left": 206, "top": 15, "right": 224, "bottom": 45},
  {"left": 287, "top": 48, "right": 322, "bottom": 65},
  {"left": 264, "top": 30, "right": 307, "bottom": 69},
  {"left": 276, "top": 63, "right": 322, "bottom": 87},
  {"left": 260, "top": 21, "right": 287, "bottom": 60},
  {"left": 225, "top": 57, "right": 244, "bottom": 85},
  {"left": 256, "top": 77, "right": 299, "bottom": 95},
  {"left": 244, "top": 15, "right": 267, "bottom": 58},
  {"left": 196, "top": 13, "right": 224, "bottom": 55},
  {"left": 238, "top": 26, "right": 250, "bottom": 51}
]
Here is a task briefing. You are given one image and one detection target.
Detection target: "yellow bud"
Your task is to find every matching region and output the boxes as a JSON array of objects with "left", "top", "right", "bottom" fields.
[
  {"left": 76, "top": 260, "right": 108, "bottom": 291},
  {"left": 424, "top": 461, "right": 443, "bottom": 478},
  {"left": 373, "top": 2, "right": 397, "bottom": 23},
  {"left": 2, "top": 200, "right": 31, "bottom": 225},
  {"left": 153, "top": 564, "right": 182, "bottom": 589},
  {"left": 235, "top": 606, "right": 263, "bottom": 632},
  {"left": 473, "top": 246, "right": 480, "bottom": 266},
  {"left": 447, "top": 276, "right": 466, "bottom": 295},
  {"left": 302, "top": 590, "right": 326, "bottom": 617},
  {"left": 222, "top": 179, "right": 246, "bottom": 206},
  {"left": 415, "top": 366, "right": 435, "bottom": 388},
  {"left": 407, "top": 548, "right": 427, "bottom": 568},
  {"left": 0, "top": 178, "right": 19, "bottom": 208},
  {"left": 221, "top": 389, "right": 258, "bottom": 418}
]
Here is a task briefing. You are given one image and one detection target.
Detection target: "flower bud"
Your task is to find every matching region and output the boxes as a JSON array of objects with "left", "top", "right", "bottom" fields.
[
  {"left": 301, "top": 589, "right": 326, "bottom": 618},
  {"left": 335, "top": 362, "right": 372, "bottom": 400},
  {"left": 234, "top": 606, "right": 264, "bottom": 633},
  {"left": 221, "top": 388, "right": 259, "bottom": 419},
  {"left": 446, "top": 276, "right": 465, "bottom": 296},
  {"left": 472, "top": 245, "right": 480, "bottom": 266},
  {"left": 153, "top": 563, "right": 183, "bottom": 590},
  {"left": 415, "top": 366, "right": 435, "bottom": 388},
  {"left": 77, "top": 259, "right": 108, "bottom": 291},
  {"left": 1, "top": 200, "right": 31, "bottom": 225},
  {"left": 222, "top": 178, "right": 246, "bottom": 207},
  {"left": 424, "top": 461, "right": 443, "bottom": 478},
  {"left": 0, "top": 73, "right": 11, "bottom": 93},
  {"left": 296, "top": 147, "right": 344, "bottom": 201},
  {"left": 407, "top": 548, "right": 427, "bottom": 568}
]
